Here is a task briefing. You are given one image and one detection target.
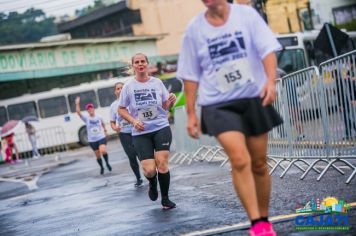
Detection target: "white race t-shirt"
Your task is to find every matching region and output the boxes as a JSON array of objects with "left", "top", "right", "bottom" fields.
[
  {"left": 80, "top": 114, "right": 106, "bottom": 142},
  {"left": 177, "top": 4, "right": 281, "bottom": 106},
  {"left": 110, "top": 99, "right": 132, "bottom": 134},
  {"left": 118, "top": 77, "right": 169, "bottom": 136}
]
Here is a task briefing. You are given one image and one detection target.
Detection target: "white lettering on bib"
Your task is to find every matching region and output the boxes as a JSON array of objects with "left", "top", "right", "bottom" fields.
[
  {"left": 215, "top": 59, "right": 254, "bottom": 93},
  {"left": 138, "top": 106, "right": 158, "bottom": 121}
]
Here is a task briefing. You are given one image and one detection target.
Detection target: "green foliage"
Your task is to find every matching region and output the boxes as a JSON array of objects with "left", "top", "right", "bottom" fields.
[
  {"left": 335, "top": 19, "right": 356, "bottom": 31},
  {"left": 0, "top": 8, "right": 57, "bottom": 45},
  {"left": 75, "top": 0, "right": 105, "bottom": 17}
]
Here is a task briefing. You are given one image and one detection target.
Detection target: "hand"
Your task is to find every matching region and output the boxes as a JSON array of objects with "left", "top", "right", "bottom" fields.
[
  {"left": 260, "top": 80, "right": 276, "bottom": 106},
  {"left": 114, "top": 127, "right": 121, "bottom": 133},
  {"left": 75, "top": 96, "right": 80, "bottom": 105},
  {"left": 168, "top": 93, "right": 177, "bottom": 106},
  {"left": 132, "top": 119, "right": 144, "bottom": 131},
  {"left": 187, "top": 114, "right": 200, "bottom": 139}
]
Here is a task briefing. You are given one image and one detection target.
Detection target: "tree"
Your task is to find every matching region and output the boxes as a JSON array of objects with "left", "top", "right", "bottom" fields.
[
  {"left": 75, "top": 0, "right": 106, "bottom": 17},
  {"left": 0, "top": 8, "right": 57, "bottom": 45}
]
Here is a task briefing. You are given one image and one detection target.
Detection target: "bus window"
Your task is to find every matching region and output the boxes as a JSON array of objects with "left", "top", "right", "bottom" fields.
[
  {"left": 8, "top": 101, "right": 38, "bottom": 120},
  {"left": 0, "top": 106, "right": 8, "bottom": 126},
  {"left": 68, "top": 90, "right": 98, "bottom": 112},
  {"left": 277, "top": 49, "right": 306, "bottom": 74},
  {"left": 38, "top": 96, "right": 68, "bottom": 118},
  {"left": 98, "top": 87, "right": 116, "bottom": 107}
]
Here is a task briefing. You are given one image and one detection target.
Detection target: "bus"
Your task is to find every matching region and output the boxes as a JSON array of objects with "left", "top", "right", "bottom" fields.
[
  {"left": 0, "top": 77, "right": 132, "bottom": 151},
  {"left": 276, "top": 30, "right": 356, "bottom": 75}
]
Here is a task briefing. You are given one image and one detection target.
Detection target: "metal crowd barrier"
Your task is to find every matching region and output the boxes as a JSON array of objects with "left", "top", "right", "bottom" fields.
[
  {"left": 170, "top": 51, "right": 356, "bottom": 184},
  {"left": 13, "top": 126, "right": 68, "bottom": 164},
  {"left": 268, "top": 50, "right": 356, "bottom": 184},
  {"left": 170, "top": 106, "right": 227, "bottom": 166}
]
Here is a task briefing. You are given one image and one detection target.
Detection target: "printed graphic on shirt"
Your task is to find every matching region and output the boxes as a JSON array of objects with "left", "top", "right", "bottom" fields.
[
  {"left": 134, "top": 88, "right": 158, "bottom": 106},
  {"left": 208, "top": 31, "right": 247, "bottom": 66},
  {"left": 207, "top": 31, "right": 254, "bottom": 93}
]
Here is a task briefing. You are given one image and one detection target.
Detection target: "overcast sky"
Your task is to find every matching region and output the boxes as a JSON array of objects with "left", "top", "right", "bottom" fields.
[{"left": 0, "top": 0, "right": 95, "bottom": 17}]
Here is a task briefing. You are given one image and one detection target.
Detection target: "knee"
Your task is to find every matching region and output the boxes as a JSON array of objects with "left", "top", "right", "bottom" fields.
[
  {"left": 143, "top": 166, "right": 156, "bottom": 177},
  {"left": 251, "top": 157, "right": 268, "bottom": 176},
  {"left": 156, "top": 160, "right": 168, "bottom": 173},
  {"left": 230, "top": 156, "right": 250, "bottom": 172}
]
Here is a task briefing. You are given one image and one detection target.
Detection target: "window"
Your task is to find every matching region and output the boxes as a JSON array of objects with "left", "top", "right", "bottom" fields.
[
  {"left": 162, "top": 77, "right": 183, "bottom": 93},
  {"left": 8, "top": 102, "right": 38, "bottom": 120},
  {"left": 38, "top": 96, "right": 68, "bottom": 118},
  {"left": 68, "top": 90, "right": 98, "bottom": 112},
  {"left": 98, "top": 87, "right": 116, "bottom": 107},
  {"left": 277, "top": 49, "right": 306, "bottom": 74},
  {"left": 0, "top": 106, "right": 8, "bottom": 127}
]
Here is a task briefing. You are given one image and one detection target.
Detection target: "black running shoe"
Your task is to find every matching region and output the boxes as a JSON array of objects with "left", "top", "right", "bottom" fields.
[
  {"left": 134, "top": 179, "right": 143, "bottom": 188},
  {"left": 100, "top": 167, "right": 104, "bottom": 175},
  {"left": 148, "top": 182, "right": 158, "bottom": 201},
  {"left": 162, "top": 198, "right": 176, "bottom": 210},
  {"left": 107, "top": 164, "right": 112, "bottom": 171}
]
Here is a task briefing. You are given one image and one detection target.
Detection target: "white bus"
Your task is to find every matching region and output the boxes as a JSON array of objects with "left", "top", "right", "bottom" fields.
[
  {"left": 276, "top": 30, "right": 356, "bottom": 75},
  {"left": 0, "top": 77, "right": 132, "bottom": 151}
]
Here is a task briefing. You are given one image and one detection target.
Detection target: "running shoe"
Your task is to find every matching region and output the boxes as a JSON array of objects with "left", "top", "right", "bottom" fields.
[
  {"left": 134, "top": 179, "right": 143, "bottom": 188},
  {"left": 148, "top": 181, "right": 158, "bottom": 201},
  {"left": 249, "top": 222, "right": 276, "bottom": 236},
  {"left": 100, "top": 167, "right": 104, "bottom": 175},
  {"left": 107, "top": 164, "right": 112, "bottom": 171},
  {"left": 161, "top": 197, "right": 176, "bottom": 210},
  {"left": 262, "top": 222, "right": 276, "bottom": 236}
]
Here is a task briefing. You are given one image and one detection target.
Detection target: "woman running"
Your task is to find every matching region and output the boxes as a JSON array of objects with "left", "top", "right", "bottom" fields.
[
  {"left": 177, "top": 1, "right": 282, "bottom": 235},
  {"left": 75, "top": 97, "right": 112, "bottom": 175},
  {"left": 110, "top": 82, "right": 143, "bottom": 187},
  {"left": 118, "top": 53, "right": 177, "bottom": 210}
]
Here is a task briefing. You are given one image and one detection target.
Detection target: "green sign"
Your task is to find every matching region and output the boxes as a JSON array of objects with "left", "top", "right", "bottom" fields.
[{"left": 0, "top": 40, "right": 157, "bottom": 80}]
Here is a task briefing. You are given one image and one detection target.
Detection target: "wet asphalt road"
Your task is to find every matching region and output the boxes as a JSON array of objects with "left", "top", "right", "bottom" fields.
[{"left": 0, "top": 139, "right": 355, "bottom": 236}]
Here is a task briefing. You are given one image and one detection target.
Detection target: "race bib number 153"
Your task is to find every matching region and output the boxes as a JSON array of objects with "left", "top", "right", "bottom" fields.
[{"left": 215, "top": 59, "right": 255, "bottom": 93}]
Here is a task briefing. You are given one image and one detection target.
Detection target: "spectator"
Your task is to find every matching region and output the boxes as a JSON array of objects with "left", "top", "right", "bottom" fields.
[{"left": 25, "top": 122, "right": 41, "bottom": 158}]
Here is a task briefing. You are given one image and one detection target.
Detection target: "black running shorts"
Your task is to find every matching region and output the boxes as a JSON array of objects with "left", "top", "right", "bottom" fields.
[
  {"left": 89, "top": 138, "right": 107, "bottom": 151},
  {"left": 132, "top": 126, "right": 172, "bottom": 161},
  {"left": 201, "top": 97, "right": 283, "bottom": 137}
]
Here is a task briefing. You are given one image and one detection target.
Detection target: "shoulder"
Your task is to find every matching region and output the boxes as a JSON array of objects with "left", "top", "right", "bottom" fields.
[
  {"left": 185, "top": 12, "right": 205, "bottom": 35},
  {"left": 110, "top": 100, "right": 119, "bottom": 108}
]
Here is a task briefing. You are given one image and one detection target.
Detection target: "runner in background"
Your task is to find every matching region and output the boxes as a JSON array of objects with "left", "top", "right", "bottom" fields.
[
  {"left": 118, "top": 53, "right": 177, "bottom": 210},
  {"left": 75, "top": 97, "right": 112, "bottom": 175},
  {"left": 110, "top": 82, "right": 143, "bottom": 187},
  {"left": 177, "top": 0, "right": 282, "bottom": 235}
]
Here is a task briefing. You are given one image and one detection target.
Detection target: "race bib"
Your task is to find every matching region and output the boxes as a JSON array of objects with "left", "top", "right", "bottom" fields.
[
  {"left": 120, "top": 120, "right": 131, "bottom": 129},
  {"left": 215, "top": 59, "right": 254, "bottom": 93},
  {"left": 89, "top": 127, "right": 100, "bottom": 134},
  {"left": 138, "top": 106, "right": 158, "bottom": 121}
]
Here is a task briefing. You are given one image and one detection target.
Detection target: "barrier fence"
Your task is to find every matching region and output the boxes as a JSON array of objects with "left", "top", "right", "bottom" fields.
[
  {"left": 171, "top": 50, "right": 356, "bottom": 184},
  {"left": 1, "top": 126, "right": 68, "bottom": 164}
]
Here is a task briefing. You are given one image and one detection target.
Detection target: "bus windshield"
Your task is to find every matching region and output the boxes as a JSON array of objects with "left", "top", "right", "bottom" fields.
[{"left": 276, "top": 49, "right": 306, "bottom": 74}]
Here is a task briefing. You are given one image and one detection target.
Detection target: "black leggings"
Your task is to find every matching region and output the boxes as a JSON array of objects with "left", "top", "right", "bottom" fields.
[{"left": 119, "top": 132, "right": 141, "bottom": 180}]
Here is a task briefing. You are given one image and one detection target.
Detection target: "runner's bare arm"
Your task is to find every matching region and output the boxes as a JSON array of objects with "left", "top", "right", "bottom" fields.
[
  {"left": 260, "top": 52, "right": 277, "bottom": 106},
  {"left": 184, "top": 80, "right": 200, "bottom": 139},
  {"left": 119, "top": 106, "right": 144, "bottom": 131},
  {"left": 110, "top": 121, "right": 120, "bottom": 133},
  {"left": 75, "top": 97, "right": 83, "bottom": 118},
  {"left": 101, "top": 119, "right": 107, "bottom": 135}
]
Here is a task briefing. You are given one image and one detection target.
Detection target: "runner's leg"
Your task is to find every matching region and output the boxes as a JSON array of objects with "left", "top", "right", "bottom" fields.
[
  {"left": 216, "top": 131, "right": 260, "bottom": 221},
  {"left": 246, "top": 133, "right": 270, "bottom": 219},
  {"left": 119, "top": 133, "right": 142, "bottom": 183}
]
